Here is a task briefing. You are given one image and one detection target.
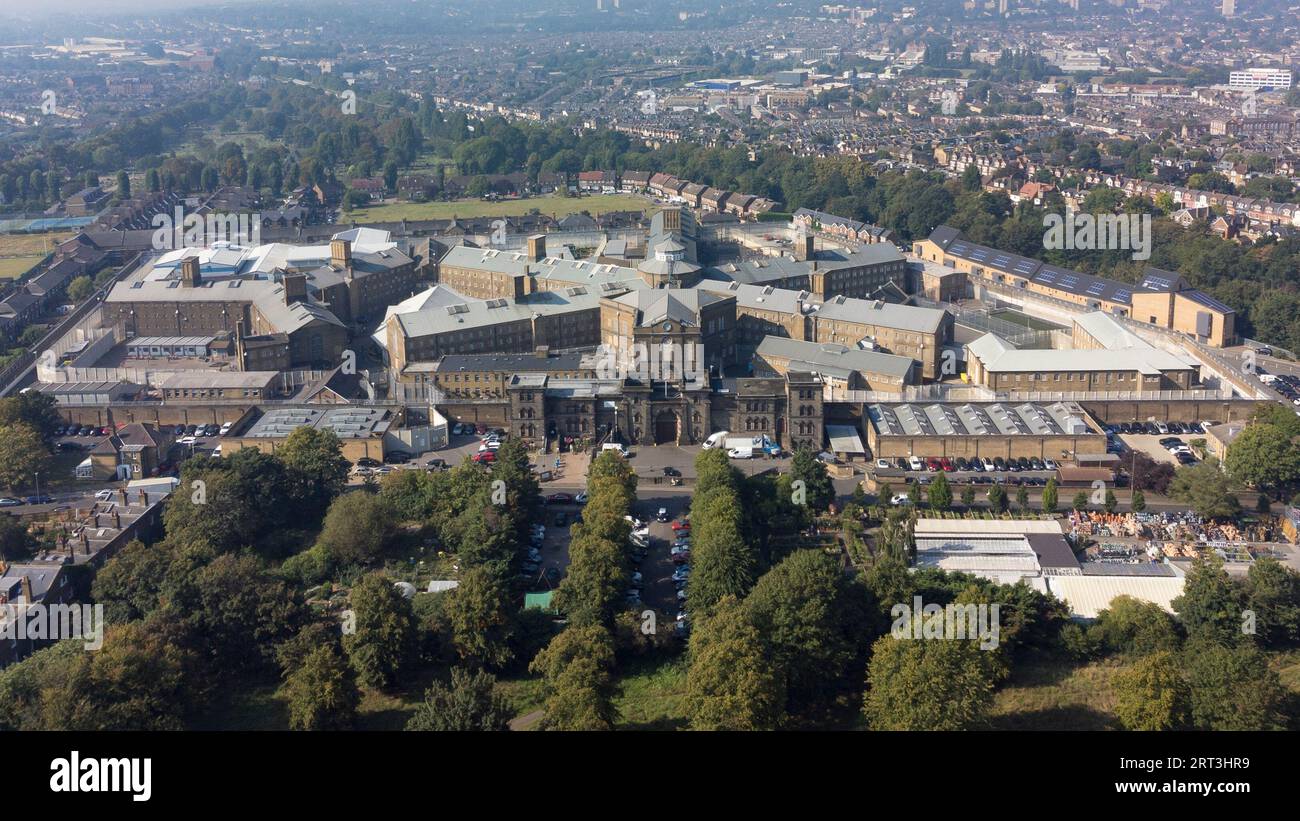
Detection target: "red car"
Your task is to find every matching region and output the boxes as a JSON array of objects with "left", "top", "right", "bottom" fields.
[
  {"left": 926, "top": 457, "right": 942, "bottom": 471},
  {"left": 671, "top": 519, "right": 690, "bottom": 532},
  {"left": 475, "top": 423, "right": 488, "bottom": 435},
  {"left": 471, "top": 450, "right": 496, "bottom": 464},
  {"left": 546, "top": 492, "right": 573, "bottom": 504},
  {"left": 940, "top": 457, "right": 954, "bottom": 472}
]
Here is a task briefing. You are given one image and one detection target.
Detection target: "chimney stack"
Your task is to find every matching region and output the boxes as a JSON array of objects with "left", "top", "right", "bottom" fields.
[
  {"left": 795, "top": 233, "right": 815, "bottom": 262},
  {"left": 21, "top": 576, "right": 33, "bottom": 604},
  {"left": 283, "top": 272, "right": 308, "bottom": 306},
  {"left": 527, "top": 234, "right": 546, "bottom": 262},
  {"left": 181, "top": 255, "right": 202, "bottom": 287},
  {"left": 330, "top": 238, "right": 352, "bottom": 268}
]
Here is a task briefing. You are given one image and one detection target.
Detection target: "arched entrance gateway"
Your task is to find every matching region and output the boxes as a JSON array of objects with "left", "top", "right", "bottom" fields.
[{"left": 653, "top": 410, "right": 680, "bottom": 445}]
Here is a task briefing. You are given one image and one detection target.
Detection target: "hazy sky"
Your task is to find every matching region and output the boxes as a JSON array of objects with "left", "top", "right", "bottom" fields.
[{"left": 0, "top": 0, "right": 271, "bottom": 20}]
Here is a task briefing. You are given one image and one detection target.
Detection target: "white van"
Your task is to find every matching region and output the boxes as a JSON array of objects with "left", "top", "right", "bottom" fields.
[
  {"left": 702, "top": 431, "right": 729, "bottom": 450},
  {"left": 602, "top": 443, "right": 630, "bottom": 458},
  {"left": 908, "top": 455, "right": 924, "bottom": 471}
]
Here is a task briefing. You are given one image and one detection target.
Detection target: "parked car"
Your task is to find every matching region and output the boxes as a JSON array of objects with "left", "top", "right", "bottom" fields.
[
  {"left": 546, "top": 492, "right": 574, "bottom": 504},
  {"left": 384, "top": 451, "right": 412, "bottom": 464},
  {"left": 891, "top": 494, "right": 912, "bottom": 505},
  {"left": 656, "top": 507, "right": 669, "bottom": 522},
  {"left": 876, "top": 458, "right": 892, "bottom": 470},
  {"left": 662, "top": 466, "right": 682, "bottom": 477},
  {"left": 0, "top": 497, "right": 24, "bottom": 507},
  {"left": 470, "top": 451, "right": 496, "bottom": 464},
  {"left": 671, "top": 519, "right": 690, "bottom": 532},
  {"left": 574, "top": 492, "right": 588, "bottom": 504}
]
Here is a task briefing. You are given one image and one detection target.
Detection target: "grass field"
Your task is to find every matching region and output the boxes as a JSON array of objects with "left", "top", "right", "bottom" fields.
[
  {"left": 988, "top": 654, "right": 1125, "bottom": 730},
  {"left": 0, "top": 256, "right": 44, "bottom": 279},
  {"left": 0, "top": 231, "right": 72, "bottom": 256},
  {"left": 346, "top": 193, "right": 653, "bottom": 223}
]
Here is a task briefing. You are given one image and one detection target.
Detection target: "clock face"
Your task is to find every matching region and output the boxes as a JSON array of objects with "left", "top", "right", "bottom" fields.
[{"left": 663, "top": 322, "right": 672, "bottom": 331}]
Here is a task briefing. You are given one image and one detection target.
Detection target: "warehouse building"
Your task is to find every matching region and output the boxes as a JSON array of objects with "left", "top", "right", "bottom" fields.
[
  {"left": 866, "top": 400, "right": 1106, "bottom": 460},
  {"left": 226, "top": 406, "right": 397, "bottom": 462}
]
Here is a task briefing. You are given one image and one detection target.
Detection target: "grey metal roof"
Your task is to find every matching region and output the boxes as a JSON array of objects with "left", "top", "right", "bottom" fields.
[{"left": 755, "top": 336, "right": 913, "bottom": 379}]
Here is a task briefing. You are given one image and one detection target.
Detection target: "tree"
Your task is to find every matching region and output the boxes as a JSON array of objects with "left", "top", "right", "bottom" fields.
[
  {"left": 688, "top": 484, "right": 757, "bottom": 613},
  {"left": 317, "top": 491, "right": 396, "bottom": 568},
  {"left": 405, "top": 668, "right": 512, "bottom": 731},
  {"left": 446, "top": 565, "right": 517, "bottom": 669},
  {"left": 277, "top": 427, "right": 349, "bottom": 513},
  {"left": 928, "top": 472, "right": 951, "bottom": 511},
  {"left": 1241, "top": 557, "right": 1300, "bottom": 647},
  {"left": 744, "top": 549, "right": 869, "bottom": 716},
  {"left": 115, "top": 170, "right": 130, "bottom": 198},
  {"left": 0, "top": 423, "right": 52, "bottom": 493},
  {"left": 1224, "top": 422, "right": 1300, "bottom": 497},
  {"left": 1016, "top": 484, "right": 1029, "bottom": 512},
  {"left": 65, "top": 275, "right": 94, "bottom": 302},
  {"left": 908, "top": 480, "right": 923, "bottom": 506},
  {"left": 961, "top": 485, "right": 976, "bottom": 508},
  {"left": 1130, "top": 488, "right": 1146, "bottom": 512},
  {"left": 1113, "top": 651, "right": 1189, "bottom": 731},
  {"left": 1168, "top": 459, "right": 1240, "bottom": 520},
  {"left": 344, "top": 574, "right": 417, "bottom": 690},
  {"left": 790, "top": 447, "right": 834, "bottom": 511},
  {"left": 165, "top": 553, "right": 308, "bottom": 679},
  {"left": 1172, "top": 555, "right": 1245, "bottom": 646},
  {"left": 863, "top": 633, "right": 997, "bottom": 730},
  {"left": 0, "top": 389, "right": 61, "bottom": 441},
  {"left": 38, "top": 618, "right": 200, "bottom": 730},
  {"left": 987, "top": 484, "right": 1007, "bottom": 513},
  {"left": 529, "top": 625, "right": 618, "bottom": 731},
  {"left": 1041, "top": 478, "right": 1058, "bottom": 513},
  {"left": 684, "top": 596, "right": 786, "bottom": 730},
  {"left": 1183, "top": 642, "right": 1287, "bottom": 730},
  {"left": 1104, "top": 488, "right": 1118, "bottom": 514},
  {"left": 283, "top": 644, "right": 360, "bottom": 731},
  {"left": 1072, "top": 491, "right": 1089, "bottom": 511},
  {"left": 1090, "top": 595, "right": 1182, "bottom": 656},
  {"left": 0, "top": 514, "right": 35, "bottom": 562}
]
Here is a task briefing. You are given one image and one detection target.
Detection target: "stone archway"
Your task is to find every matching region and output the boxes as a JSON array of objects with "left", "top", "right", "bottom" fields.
[{"left": 653, "top": 410, "right": 680, "bottom": 445}]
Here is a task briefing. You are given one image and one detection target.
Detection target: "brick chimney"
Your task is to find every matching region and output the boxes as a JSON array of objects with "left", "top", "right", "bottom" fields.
[
  {"left": 283, "top": 272, "right": 308, "bottom": 305},
  {"left": 181, "top": 254, "right": 202, "bottom": 287},
  {"left": 330, "top": 238, "right": 352, "bottom": 268},
  {"left": 527, "top": 234, "right": 546, "bottom": 262}
]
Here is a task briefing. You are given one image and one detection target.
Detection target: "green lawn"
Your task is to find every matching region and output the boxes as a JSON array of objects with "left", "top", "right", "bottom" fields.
[
  {"left": 345, "top": 193, "right": 652, "bottom": 223},
  {"left": 988, "top": 653, "right": 1125, "bottom": 730},
  {"left": 0, "top": 255, "right": 43, "bottom": 279}
]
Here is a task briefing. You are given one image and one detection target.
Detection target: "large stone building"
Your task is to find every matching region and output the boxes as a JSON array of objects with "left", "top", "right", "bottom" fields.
[
  {"left": 384, "top": 282, "right": 620, "bottom": 381},
  {"left": 489, "top": 371, "right": 826, "bottom": 451},
  {"left": 103, "top": 230, "right": 418, "bottom": 369},
  {"left": 965, "top": 312, "right": 1200, "bottom": 394},
  {"left": 598, "top": 287, "right": 737, "bottom": 379},
  {"left": 694, "top": 279, "right": 950, "bottom": 379},
  {"left": 913, "top": 226, "right": 1237, "bottom": 347}
]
